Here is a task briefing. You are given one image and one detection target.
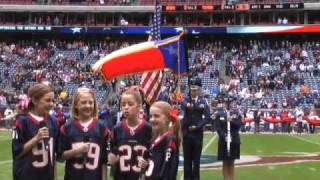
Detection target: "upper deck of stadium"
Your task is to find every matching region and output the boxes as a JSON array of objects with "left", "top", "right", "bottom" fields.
[
  {"left": 0, "top": 0, "right": 309, "bottom": 6},
  {"left": 0, "top": 0, "right": 317, "bottom": 12}
]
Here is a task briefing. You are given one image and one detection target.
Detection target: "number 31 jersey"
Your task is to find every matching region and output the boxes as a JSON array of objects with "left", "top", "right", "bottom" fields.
[
  {"left": 111, "top": 120, "right": 152, "bottom": 180},
  {"left": 12, "top": 114, "right": 59, "bottom": 180}
]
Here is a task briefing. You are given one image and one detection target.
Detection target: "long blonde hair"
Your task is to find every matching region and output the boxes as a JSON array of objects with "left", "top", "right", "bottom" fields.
[
  {"left": 151, "top": 101, "right": 182, "bottom": 148},
  {"left": 70, "top": 87, "right": 99, "bottom": 120}
]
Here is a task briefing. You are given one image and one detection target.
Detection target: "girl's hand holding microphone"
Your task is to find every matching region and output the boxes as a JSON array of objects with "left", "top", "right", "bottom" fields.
[
  {"left": 138, "top": 157, "right": 149, "bottom": 169},
  {"left": 35, "top": 126, "right": 49, "bottom": 142}
]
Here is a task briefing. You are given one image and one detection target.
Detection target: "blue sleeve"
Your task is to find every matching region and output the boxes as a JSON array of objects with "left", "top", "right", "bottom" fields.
[
  {"left": 12, "top": 117, "right": 26, "bottom": 158},
  {"left": 160, "top": 138, "right": 178, "bottom": 180},
  {"left": 57, "top": 125, "right": 71, "bottom": 160},
  {"left": 195, "top": 100, "right": 211, "bottom": 130},
  {"left": 215, "top": 113, "right": 226, "bottom": 139},
  {"left": 50, "top": 116, "right": 60, "bottom": 155},
  {"left": 110, "top": 127, "right": 118, "bottom": 154},
  {"left": 231, "top": 113, "right": 242, "bottom": 130}
]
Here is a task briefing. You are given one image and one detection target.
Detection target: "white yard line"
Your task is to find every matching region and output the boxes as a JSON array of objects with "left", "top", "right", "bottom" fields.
[
  {"left": 0, "top": 160, "right": 12, "bottom": 165},
  {"left": 202, "top": 134, "right": 217, "bottom": 154},
  {"left": 0, "top": 138, "right": 11, "bottom": 141},
  {"left": 179, "top": 174, "right": 184, "bottom": 180},
  {"left": 179, "top": 134, "right": 217, "bottom": 180},
  {"left": 288, "top": 135, "right": 320, "bottom": 146}
]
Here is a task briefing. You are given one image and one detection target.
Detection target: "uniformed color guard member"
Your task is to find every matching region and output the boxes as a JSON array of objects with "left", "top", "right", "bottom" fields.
[
  {"left": 215, "top": 99, "right": 241, "bottom": 180},
  {"left": 181, "top": 80, "right": 211, "bottom": 180}
]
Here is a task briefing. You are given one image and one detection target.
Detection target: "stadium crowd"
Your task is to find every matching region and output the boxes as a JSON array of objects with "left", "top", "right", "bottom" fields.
[{"left": 1, "top": 37, "right": 320, "bottom": 133}]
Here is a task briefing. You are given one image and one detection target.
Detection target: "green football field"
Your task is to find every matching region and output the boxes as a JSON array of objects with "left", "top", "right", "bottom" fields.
[{"left": 1, "top": 131, "right": 320, "bottom": 180}]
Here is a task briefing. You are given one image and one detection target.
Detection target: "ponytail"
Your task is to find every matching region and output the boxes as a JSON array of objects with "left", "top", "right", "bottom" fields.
[
  {"left": 16, "top": 97, "right": 31, "bottom": 115},
  {"left": 170, "top": 119, "right": 182, "bottom": 148}
]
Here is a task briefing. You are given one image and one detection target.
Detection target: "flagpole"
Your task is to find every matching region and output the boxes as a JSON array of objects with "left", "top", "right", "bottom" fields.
[
  {"left": 184, "top": 29, "right": 192, "bottom": 104},
  {"left": 175, "top": 31, "right": 186, "bottom": 103},
  {"left": 177, "top": 32, "right": 181, "bottom": 97}
]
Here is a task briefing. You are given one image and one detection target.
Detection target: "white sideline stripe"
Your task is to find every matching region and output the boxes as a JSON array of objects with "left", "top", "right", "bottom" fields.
[
  {"left": 0, "top": 160, "right": 12, "bottom": 165},
  {"left": 0, "top": 138, "right": 11, "bottom": 141},
  {"left": 202, "top": 135, "right": 217, "bottom": 154},
  {"left": 288, "top": 135, "right": 320, "bottom": 146},
  {"left": 179, "top": 174, "right": 183, "bottom": 180},
  {"left": 0, "top": 136, "right": 10, "bottom": 138},
  {"left": 204, "top": 159, "right": 320, "bottom": 170},
  {"left": 179, "top": 134, "right": 217, "bottom": 180}
]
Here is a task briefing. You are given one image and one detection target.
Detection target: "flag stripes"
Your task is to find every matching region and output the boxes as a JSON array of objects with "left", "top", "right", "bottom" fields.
[{"left": 140, "top": 0, "right": 162, "bottom": 104}]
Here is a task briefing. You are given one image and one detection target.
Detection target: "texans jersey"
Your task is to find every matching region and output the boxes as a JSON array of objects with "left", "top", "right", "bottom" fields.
[
  {"left": 58, "top": 118, "right": 110, "bottom": 180},
  {"left": 111, "top": 120, "right": 152, "bottom": 180},
  {"left": 12, "top": 113, "right": 59, "bottom": 180},
  {"left": 145, "top": 131, "right": 178, "bottom": 180}
]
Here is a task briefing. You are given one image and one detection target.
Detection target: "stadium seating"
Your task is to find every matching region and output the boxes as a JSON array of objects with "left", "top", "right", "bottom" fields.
[{"left": 0, "top": 0, "right": 305, "bottom": 5}]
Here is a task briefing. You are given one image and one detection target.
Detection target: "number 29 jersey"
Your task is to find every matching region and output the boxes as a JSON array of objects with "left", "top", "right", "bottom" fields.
[
  {"left": 12, "top": 114, "right": 59, "bottom": 180},
  {"left": 58, "top": 118, "right": 110, "bottom": 180},
  {"left": 111, "top": 120, "right": 152, "bottom": 180}
]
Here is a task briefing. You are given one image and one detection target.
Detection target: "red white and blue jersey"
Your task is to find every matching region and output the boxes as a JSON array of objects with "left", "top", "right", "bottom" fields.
[
  {"left": 145, "top": 131, "right": 178, "bottom": 180},
  {"left": 58, "top": 118, "right": 110, "bottom": 180},
  {"left": 12, "top": 113, "right": 59, "bottom": 180},
  {"left": 111, "top": 120, "right": 152, "bottom": 180}
]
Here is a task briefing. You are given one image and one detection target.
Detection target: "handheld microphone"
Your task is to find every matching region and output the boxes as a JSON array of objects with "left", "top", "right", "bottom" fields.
[
  {"left": 106, "top": 133, "right": 111, "bottom": 153},
  {"left": 139, "top": 150, "right": 151, "bottom": 180},
  {"left": 83, "top": 135, "right": 90, "bottom": 166},
  {"left": 39, "top": 121, "right": 49, "bottom": 151}
]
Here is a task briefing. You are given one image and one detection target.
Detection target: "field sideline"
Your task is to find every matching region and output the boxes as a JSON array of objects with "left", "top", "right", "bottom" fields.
[{"left": 1, "top": 131, "right": 320, "bottom": 180}]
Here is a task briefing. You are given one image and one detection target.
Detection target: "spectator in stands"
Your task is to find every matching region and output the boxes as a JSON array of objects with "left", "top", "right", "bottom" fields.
[
  {"left": 295, "top": 107, "right": 304, "bottom": 134},
  {"left": 282, "top": 17, "right": 288, "bottom": 25},
  {"left": 120, "top": 17, "right": 128, "bottom": 26},
  {"left": 253, "top": 109, "right": 261, "bottom": 134},
  {"left": 300, "top": 83, "right": 310, "bottom": 94},
  {"left": 0, "top": 111, "right": 3, "bottom": 123},
  {"left": 4, "top": 106, "right": 14, "bottom": 129},
  {"left": 0, "top": 91, "right": 7, "bottom": 112},
  {"left": 99, "top": 104, "right": 116, "bottom": 130},
  {"left": 53, "top": 16, "right": 60, "bottom": 26}
]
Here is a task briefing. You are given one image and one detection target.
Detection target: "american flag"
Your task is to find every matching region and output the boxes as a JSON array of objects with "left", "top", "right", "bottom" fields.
[{"left": 140, "top": 0, "right": 163, "bottom": 104}]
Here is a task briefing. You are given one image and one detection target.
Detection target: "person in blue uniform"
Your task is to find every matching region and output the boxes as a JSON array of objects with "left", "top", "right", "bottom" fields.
[
  {"left": 108, "top": 86, "right": 152, "bottom": 180},
  {"left": 58, "top": 87, "right": 110, "bottom": 180},
  {"left": 12, "top": 83, "right": 58, "bottom": 180},
  {"left": 181, "top": 80, "right": 211, "bottom": 180},
  {"left": 138, "top": 101, "right": 181, "bottom": 180},
  {"left": 215, "top": 98, "right": 241, "bottom": 180}
]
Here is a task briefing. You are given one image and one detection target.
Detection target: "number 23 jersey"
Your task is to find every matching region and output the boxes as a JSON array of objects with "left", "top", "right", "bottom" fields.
[{"left": 111, "top": 120, "right": 152, "bottom": 180}]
